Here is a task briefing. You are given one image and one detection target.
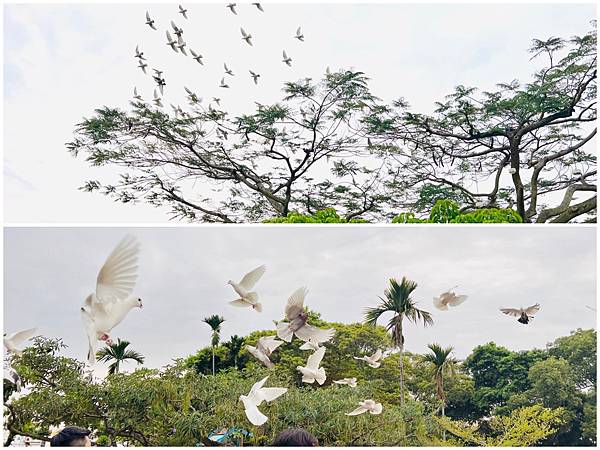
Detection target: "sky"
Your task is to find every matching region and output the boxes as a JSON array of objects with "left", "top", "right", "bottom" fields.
[
  {"left": 3, "top": 2, "right": 597, "bottom": 223},
  {"left": 3, "top": 226, "right": 596, "bottom": 375}
]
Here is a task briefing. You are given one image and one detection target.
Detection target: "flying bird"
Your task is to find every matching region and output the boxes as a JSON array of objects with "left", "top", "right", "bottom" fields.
[
  {"left": 219, "top": 77, "right": 230, "bottom": 89},
  {"left": 153, "top": 75, "right": 166, "bottom": 95},
  {"left": 178, "top": 4, "right": 188, "bottom": 19},
  {"left": 252, "top": 3, "right": 264, "bottom": 12},
  {"left": 354, "top": 349, "right": 384, "bottom": 368},
  {"left": 152, "top": 68, "right": 163, "bottom": 77},
  {"left": 190, "top": 49, "right": 204, "bottom": 65},
  {"left": 184, "top": 86, "right": 200, "bottom": 104},
  {"left": 500, "top": 303, "right": 540, "bottom": 324},
  {"left": 133, "top": 87, "right": 143, "bottom": 101},
  {"left": 240, "top": 28, "right": 253, "bottom": 46},
  {"left": 166, "top": 31, "right": 178, "bottom": 53},
  {"left": 228, "top": 265, "right": 266, "bottom": 312},
  {"left": 246, "top": 336, "right": 283, "bottom": 368},
  {"left": 80, "top": 236, "right": 143, "bottom": 364},
  {"left": 334, "top": 378, "right": 357, "bottom": 388},
  {"left": 294, "top": 27, "right": 304, "bottom": 41},
  {"left": 345, "top": 400, "right": 383, "bottom": 416},
  {"left": 171, "top": 20, "right": 183, "bottom": 37},
  {"left": 276, "top": 287, "right": 335, "bottom": 344},
  {"left": 282, "top": 50, "right": 292, "bottom": 66},
  {"left": 433, "top": 288, "right": 468, "bottom": 311},
  {"left": 134, "top": 45, "right": 146, "bottom": 60},
  {"left": 177, "top": 35, "right": 188, "bottom": 55},
  {"left": 240, "top": 376, "right": 287, "bottom": 426},
  {"left": 4, "top": 328, "right": 37, "bottom": 355},
  {"left": 508, "top": 167, "right": 517, "bottom": 174},
  {"left": 297, "top": 346, "right": 327, "bottom": 385},
  {"left": 153, "top": 89, "right": 163, "bottom": 107},
  {"left": 145, "top": 11, "right": 157, "bottom": 30},
  {"left": 226, "top": 3, "right": 237, "bottom": 15},
  {"left": 299, "top": 340, "right": 320, "bottom": 351},
  {"left": 224, "top": 63, "right": 234, "bottom": 76},
  {"left": 249, "top": 70, "right": 260, "bottom": 85},
  {"left": 137, "top": 61, "right": 148, "bottom": 74},
  {"left": 212, "top": 97, "right": 221, "bottom": 106}
]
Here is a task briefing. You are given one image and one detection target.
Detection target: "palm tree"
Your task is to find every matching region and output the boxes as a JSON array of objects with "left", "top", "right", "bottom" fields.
[
  {"left": 96, "top": 339, "right": 145, "bottom": 375},
  {"left": 364, "top": 277, "right": 433, "bottom": 406},
  {"left": 224, "top": 335, "right": 245, "bottom": 369},
  {"left": 422, "top": 343, "right": 457, "bottom": 417},
  {"left": 203, "top": 315, "right": 225, "bottom": 375}
]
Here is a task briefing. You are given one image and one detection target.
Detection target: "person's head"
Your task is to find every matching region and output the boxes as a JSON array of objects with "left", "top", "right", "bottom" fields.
[
  {"left": 50, "top": 427, "right": 92, "bottom": 447},
  {"left": 272, "top": 428, "right": 319, "bottom": 447}
]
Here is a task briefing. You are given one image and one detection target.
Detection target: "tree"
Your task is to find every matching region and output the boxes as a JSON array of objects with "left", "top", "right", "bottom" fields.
[
  {"left": 96, "top": 339, "right": 145, "bottom": 375},
  {"left": 203, "top": 315, "right": 225, "bottom": 375},
  {"left": 368, "top": 27, "right": 597, "bottom": 223},
  {"left": 67, "top": 71, "right": 387, "bottom": 223},
  {"left": 548, "top": 328, "right": 596, "bottom": 390},
  {"left": 364, "top": 277, "right": 433, "bottom": 406},
  {"left": 223, "top": 335, "right": 245, "bottom": 369},
  {"left": 422, "top": 343, "right": 457, "bottom": 417}
]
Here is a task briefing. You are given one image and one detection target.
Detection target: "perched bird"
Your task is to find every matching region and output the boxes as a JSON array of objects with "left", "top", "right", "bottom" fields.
[
  {"left": 240, "top": 28, "right": 253, "bottom": 46},
  {"left": 166, "top": 31, "right": 178, "bottom": 53},
  {"left": 433, "top": 288, "right": 468, "bottom": 311},
  {"left": 137, "top": 61, "right": 148, "bottom": 74},
  {"left": 133, "top": 87, "right": 143, "bottom": 101},
  {"left": 334, "top": 378, "right": 357, "bottom": 388},
  {"left": 354, "top": 349, "right": 384, "bottom": 368},
  {"left": 134, "top": 45, "right": 146, "bottom": 60},
  {"left": 246, "top": 336, "right": 283, "bottom": 368},
  {"left": 252, "top": 3, "right": 264, "bottom": 12},
  {"left": 80, "top": 236, "right": 143, "bottom": 364},
  {"left": 282, "top": 50, "right": 292, "bottom": 67},
  {"left": 219, "top": 77, "right": 230, "bottom": 89},
  {"left": 228, "top": 265, "right": 266, "bottom": 312},
  {"left": 4, "top": 367, "right": 22, "bottom": 392},
  {"left": 294, "top": 27, "right": 304, "bottom": 41},
  {"left": 226, "top": 3, "right": 237, "bottom": 15},
  {"left": 276, "top": 287, "right": 335, "bottom": 344},
  {"left": 178, "top": 4, "right": 188, "bottom": 19},
  {"left": 500, "top": 304, "right": 540, "bottom": 324},
  {"left": 297, "top": 346, "right": 326, "bottom": 385},
  {"left": 171, "top": 20, "right": 183, "bottom": 37},
  {"left": 249, "top": 70, "right": 260, "bottom": 85},
  {"left": 177, "top": 35, "right": 188, "bottom": 55},
  {"left": 190, "top": 49, "right": 204, "bottom": 65},
  {"left": 4, "top": 328, "right": 37, "bottom": 355},
  {"left": 145, "top": 11, "right": 157, "bottom": 30},
  {"left": 508, "top": 167, "right": 517, "bottom": 174},
  {"left": 153, "top": 89, "right": 163, "bottom": 107},
  {"left": 240, "top": 376, "right": 287, "bottom": 426},
  {"left": 224, "top": 63, "right": 234, "bottom": 76},
  {"left": 345, "top": 400, "right": 383, "bottom": 416}
]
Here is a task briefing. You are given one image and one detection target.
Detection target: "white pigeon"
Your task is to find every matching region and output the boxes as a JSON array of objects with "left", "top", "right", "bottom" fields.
[
  {"left": 133, "top": 87, "right": 142, "bottom": 101},
  {"left": 178, "top": 4, "right": 188, "bottom": 19},
  {"left": 508, "top": 167, "right": 517, "bottom": 174},
  {"left": 354, "top": 349, "right": 383, "bottom": 368},
  {"left": 433, "top": 288, "right": 468, "bottom": 311},
  {"left": 282, "top": 50, "right": 292, "bottom": 66},
  {"left": 226, "top": 3, "right": 237, "bottom": 15},
  {"left": 246, "top": 336, "right": 283, "bottom": 368},
  {"left": 333, "top": 377, "right": 357, "bottom": 388},
  {"left": 4, "top": 328, "right": 37, "bottom": 355},
  {"left": 345, "top": 399, "right": 383, "bottom": 416},
  {"left": 190, "top": 49, "right": 204, "bottom": 65},
  {"left": 252, "top": 2, "right": 264, "bottom": 12},
  {"left": 249, "top": 70, "right": 260, "bottom": 85},
  {"left": 294, "top": 27, "right": 304, "bottom": 41},
  {"left": 153, "top": 89, "right": 163, "bottom": 107},
  {"left": 220, "top": 77, "right": 230, "bottom": 89},
  {"left": 137, "top": 61, "right": 148, "bottom": 74},
  {"left": 177, "top": 35, "right": 188, "bottom": 55},
  {"left": 184, "top": 86, "right": 200, "bottom": 104},
  {"left": 500, "top": 303, "right": 540, "bottom": 325},
  {"left": 80, "top": 236, "right": 143, "bottom": 365},
  {"left": 276, "top": 287, "right": 335, "bottom": 344},
  {"left": 299, "top": 340, "right": 320, "bottom": 351},
  {"left": 240, "top": 28, "right": 253, "bottom": 46},
  {"left": 224, "top": 63, "right": 234, "bottom": 76},
  {"left": 228, "top": 265, "right": 266, "bottom": 312},
  {"left": 145, "top": 11, "right": 157, "bottom": 30},
  {"left": 240, "top": 376, "right": 287, "bottom": 426},
  {"left": 166, "top": 31, "right": 178, "bottom": 53},
  {"left": 171, "top": 20, "right": 183, "bottom": 37},
  {"left": 297, "top": 346, "right": 327, "bottom": 385},
  {"left": 4, "top": 367, "right": 22, "bottom": 392},
  {"left": 134, "top": 45, "right": 145, "bottom": 60}
]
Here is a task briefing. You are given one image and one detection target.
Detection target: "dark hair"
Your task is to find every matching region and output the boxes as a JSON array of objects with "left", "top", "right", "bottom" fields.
[
  {"left": 272, "top": 428, "right": 318, "bottom": 446},
  {"left": 50, "top": 427, "right": 91, "bottom": 447}
]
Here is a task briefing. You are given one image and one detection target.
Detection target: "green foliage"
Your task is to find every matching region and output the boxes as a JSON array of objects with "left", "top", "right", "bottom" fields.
[
  {"left": 548, "top": 329, "right": 596, "bottom": 389},
  {"left": 393, "top": 200, "right": 523, "bottom": 223},
  {"left": 264, "top": 208, "right": 369, "bottom": 223},
  {"left": 451, "top": 208, "right": 523, "bottom": 223},
  {"left": 96, "top": 339, "right": 145, "bottom": 375}
]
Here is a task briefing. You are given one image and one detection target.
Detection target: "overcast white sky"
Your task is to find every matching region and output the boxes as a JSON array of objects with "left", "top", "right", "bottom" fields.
[
  {"left": 4, "top": 226, "right": 596, "bottom": 375},
  {"left": 3, "top": 3, "right": 596, "bottom": 223}
]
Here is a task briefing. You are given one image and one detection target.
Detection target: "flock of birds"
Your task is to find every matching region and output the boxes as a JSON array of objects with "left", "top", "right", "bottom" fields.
[
  {"left": 133, "top": 3, "right": 304, "bottom": 113},
  {"left": 4, "top": 236, "right": 542, "bottom": 427}
]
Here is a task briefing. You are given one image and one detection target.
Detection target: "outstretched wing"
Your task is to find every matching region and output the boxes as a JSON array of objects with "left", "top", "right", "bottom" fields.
[
  {"left": 500, "top": 308, "right": 521, "bottom": 317},
  {"left": 96, "top": 236, "right": 139, "bottom": 304},
  {"left": 433, "top": 296, "right": 448, "bottom": 311},
  {"left": 295, "top": 323, "right": 335, "bottom": 344},
  {"left": 250, "top": 376, "right": 270, "bottom": 394},
  {"left": 371, "top": 349, "right": 383, "bottom": 361},
  {"left": 284, "top": 287, "right": 307, "bottom": 320},
  {"left": 7, "top": 328, "right": 37, "bottom": 345},
  {"left": 238, "top": 265, "right": 266, "bottom": 290},
  {"left": 306, "top": 346, "right": 326, "bottom": 370},
  {"left": 524, "top": 303, "right": 540, "bottom": 315},
  {"left": 345, "top": 405, "right": 368, "bottom": 416},
  {"left": 259, "top": 387, "right": 287, "bottom": 403}
]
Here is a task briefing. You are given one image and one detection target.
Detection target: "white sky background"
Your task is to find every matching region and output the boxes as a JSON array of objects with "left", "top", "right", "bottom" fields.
[
  {"left": 3, "top": 226, "right": 596, "bottom": 376},
  {"left": 3, "top": 3, "right": 596, "bottom": 223}
]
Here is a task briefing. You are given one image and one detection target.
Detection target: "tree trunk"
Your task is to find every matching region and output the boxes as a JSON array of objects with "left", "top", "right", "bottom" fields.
[
  {"left": 509, "top": 137, "right": 527, "bottom": 221},
  {"left": 212, "top": 347, "right": 215, "bottom": 376},
  {"left": 397, "top": 318, "right": 405, "bottom": 407}
]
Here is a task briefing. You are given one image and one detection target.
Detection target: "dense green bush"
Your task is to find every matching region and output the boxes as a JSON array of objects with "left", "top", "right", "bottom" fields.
[{"left": 392, "top": 200, "right": 523, "bottom": 223}]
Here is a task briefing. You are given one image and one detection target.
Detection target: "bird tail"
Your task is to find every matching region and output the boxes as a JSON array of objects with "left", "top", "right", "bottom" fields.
[
  {"left": 253, "top": 302, "right": 263, "bottom": 313},
  {"left": 276, "top": 322, "right": 294, "bottom": 342}
]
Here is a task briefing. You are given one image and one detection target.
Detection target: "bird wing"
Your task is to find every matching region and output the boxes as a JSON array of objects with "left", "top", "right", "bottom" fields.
[
  {"left": 238, "top": 265, "right": 266, "bottom": 290},
  {"left": 433, "top": 296, "right": 448, "bottom": 310},
  {"left": 96, "top": 236, "right": 139, "bottom": 305},
  {"left": 250, "top": 375, "right": 270, "bottom": 394},
  {"left": 166, "top": 30, "right": 172, "bottom": 41},
  {"left": 306, "top": 346, "right": 326, "bottom": 370},
  {"left": 241, "top": 397, "right": 268, "bottom": 426},
  {"left": 295, "top": 323, "right": 335, "bottom": 344},
  {"left": 229, "top": 299, "right": 250, "bottom": 308},
  {"left": 345, "top": 405, "right": 368, "bottom": 416},
  {"left": 7, "top": 328, "right": 37, "bottom": 345},
  {"left": 259, "top": 387, "right": 287, "bottom": 403},
  {"left": 370, "top": 402, "right": 383, "bottom": 415},
  {"left": 283, "top": 50, "right": 288, "bottom": 59},
  {"left": 240, "top": 27, "right": 248, "bottom": 37},
  {"left": 500, "top": 308, "right": 521, "bottom": 317},
  {"left": 296, "top": 27, "right": 302, "bottom": 35},
  {"left": 260, "top": 336, "right": 283, "bottom": 353},
  {"left": 284, "top": 287, "right": 307, "bottom": 320},
  {"left": 448, "top": 294, "right": 468, "bottom": 307},
  {"left": 371, "top": 349, "right": 383, "bottom": 361},
  {"left": 146, "top": 11, "right": 151, "bottom": 20},
  {"left": 524, "top": 303, "right": 540, "bottom": 315}
]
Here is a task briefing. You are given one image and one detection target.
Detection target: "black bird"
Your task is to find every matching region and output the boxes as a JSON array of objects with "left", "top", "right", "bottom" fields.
[{"left": 500, "top": 304, "right": 540, "bottom": 324}]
